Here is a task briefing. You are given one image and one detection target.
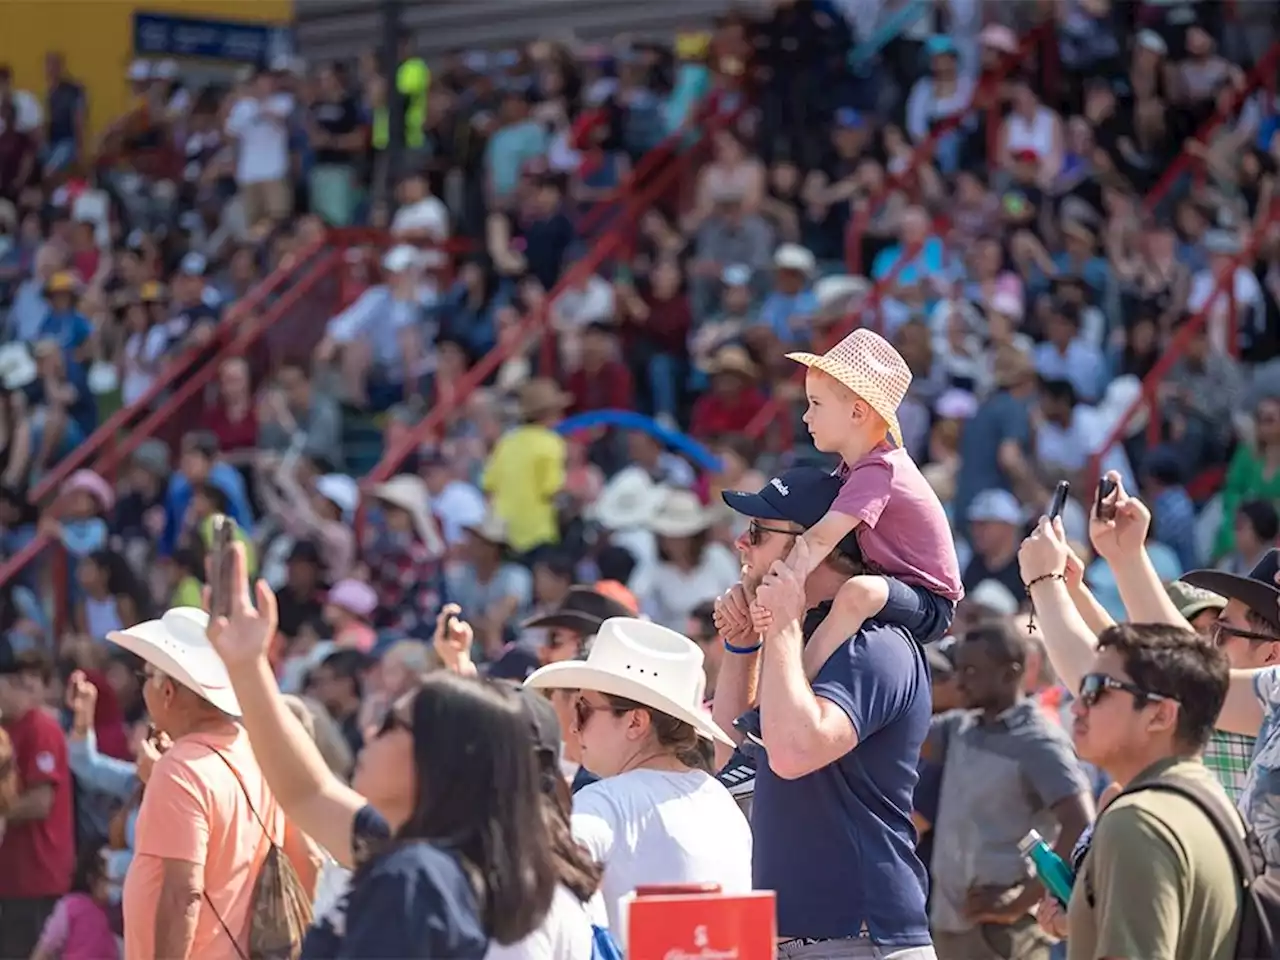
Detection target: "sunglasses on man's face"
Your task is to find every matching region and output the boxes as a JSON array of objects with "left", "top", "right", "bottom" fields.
[
  {"left": 1210, "top": 619, "right": 1277, "bottom": 647},
  {"left": 1077, "top": 672, "right": 1172, "bottom": 709},
  {"left": 747, "top": 520, "right": 796, "bottom": 546}
]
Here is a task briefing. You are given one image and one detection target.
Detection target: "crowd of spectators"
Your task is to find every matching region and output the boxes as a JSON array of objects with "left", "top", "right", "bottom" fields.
[{"left": 3, "top": 0, "right": 1280, "bottom": 956}]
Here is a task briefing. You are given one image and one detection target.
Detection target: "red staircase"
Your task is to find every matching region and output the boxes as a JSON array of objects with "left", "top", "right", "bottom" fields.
[{"left": 744, "top": 21, "right": 1055, "bottom": 444}]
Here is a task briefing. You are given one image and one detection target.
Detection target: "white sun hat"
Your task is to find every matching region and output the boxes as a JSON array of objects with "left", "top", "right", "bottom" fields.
[
  {"left": 588, "top": 467, "right": 665, "bottom": 531},
  {"left": 110, "top": 611, "right": 241, "bottom": 717},
  {"left": 315, "top": 473, "right": 359, "bottom": 519},
  {"left": 786, "top": 327, "right": 912, "bottom": 447},
  {"left": 525, "top": 617, "right": 732, "bottom": 745},
  {"left": 647, "top": 488, "right": 717, "bottom": 539},
  {"left": 370, "top": 474, "right": 444, "bottom": 556}
]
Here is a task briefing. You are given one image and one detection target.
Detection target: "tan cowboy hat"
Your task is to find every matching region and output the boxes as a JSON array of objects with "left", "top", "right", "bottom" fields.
[
  {"left": 786, "top": 328, "right": 911, "bottom": 446},
  {"left": 112, "top": 611, "right": 241, "bottom": 716},
  {"left": 464, "top": 512, "right": 509, "bottom": 546},
  {"left": 703, "top": 344, "right": 758, "bottom": 379},
  {"left": 525, "top": 617, "right": 733, "bottom": 745},
  {"left": 371, "top": 474, "right": 445, "bottom": 556},
  {"left": 647, "top": 488, "right": 716, "bottom": 538},
  {"left": 519, "top": 378, "right": 572, "bottom": 420}
]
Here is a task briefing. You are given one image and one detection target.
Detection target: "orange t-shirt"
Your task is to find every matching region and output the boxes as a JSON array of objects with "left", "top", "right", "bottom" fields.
[{"left": 122, "top": 727, "right": 317, "bottom": 960}]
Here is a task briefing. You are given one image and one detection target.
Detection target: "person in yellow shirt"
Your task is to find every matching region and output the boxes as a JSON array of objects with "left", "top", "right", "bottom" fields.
[{"left": 482, "top": 379, "right": 568, "bottom": 556}]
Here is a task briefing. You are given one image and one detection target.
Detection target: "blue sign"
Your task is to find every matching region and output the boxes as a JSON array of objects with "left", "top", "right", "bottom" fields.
[{"left": 133, "top": 11, "right": 294, "bottom": 65}]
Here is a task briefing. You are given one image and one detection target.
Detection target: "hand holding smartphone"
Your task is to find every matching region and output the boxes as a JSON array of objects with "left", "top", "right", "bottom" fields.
[
  {"left": 207, "top": 514, "right": 237, "bottom": 619},
  {"left": 1095, "top": 477, "right": 1118, "bottom": 522},
  {"left": 1048, "top": 481, "right": 1070, "bottom": 522}
]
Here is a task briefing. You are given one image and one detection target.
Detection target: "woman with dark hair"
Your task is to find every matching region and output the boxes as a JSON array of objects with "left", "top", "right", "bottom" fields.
[{"left": 186, "top": 544, "right": 568, "bottom": 958}]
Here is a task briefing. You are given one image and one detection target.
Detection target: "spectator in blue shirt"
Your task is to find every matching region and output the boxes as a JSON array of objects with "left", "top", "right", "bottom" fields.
[
  {"left": 712, "top": 467, "right": 934, "bottom": 954},
  {"left": 1032, "top": 299, "right": 1106, "bottom": 403},
  {"left": 485, "top": 90, "right": 550, "bottom": 208},
  {"left": 160, "top": 431, "right": 252, "bottom": 556},
  {"left": 37, "top": 271, "right": 92, "bottom": 367},
  {"left": 758, "top": 243, "right": 818, "bottom": 344}
]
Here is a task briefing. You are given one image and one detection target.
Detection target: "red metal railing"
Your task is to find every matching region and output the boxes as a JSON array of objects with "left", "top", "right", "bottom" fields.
[
  {"left": 1139, "top": 41, "right": 1280, "bottom": 215},
  {"left": 1084, "top": 203, "right": 1280, "bottom": 483},
  {"left": 845, "top": 21, "right": 1055, "bottom": 274},
  {"left": 363, "top": 114, "right": 729, "bottom": 487}
]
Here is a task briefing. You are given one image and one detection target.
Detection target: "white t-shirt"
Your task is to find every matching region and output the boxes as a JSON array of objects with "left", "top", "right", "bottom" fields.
[
  {"left": 571, "top": 769, "right": 752, "bottom": 944},
  {"left": 485, "top": 885, "right": 596, "bottom": 960},
  {"left": 225, "top": 94, "right": 294, "bottom": 184},
  {"left": 643, "top": 543, "right": 741, "bottom": 631},
  {"left": 391, "top": 197, "right": 450, "bottom": 242}
]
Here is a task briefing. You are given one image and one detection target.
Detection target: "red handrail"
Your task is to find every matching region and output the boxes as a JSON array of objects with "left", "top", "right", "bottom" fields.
[
  {"left": 1140, "top": 41, "right": 1280, "bottom": 214},
  {"left": 1084, "top": 204, "right": 1279, "bottom": 481},
  {"left": 363, "top": 121, "right": 719, "bottom": 487},
  {"left": 845, "top": 21, "right": 1053, "bottom": 273},
  {"left": 21, "top": 236, "right": 328, "bottom": 505},
  {"left": 0, "top": 252, "right": 342, "bottom": 602}
]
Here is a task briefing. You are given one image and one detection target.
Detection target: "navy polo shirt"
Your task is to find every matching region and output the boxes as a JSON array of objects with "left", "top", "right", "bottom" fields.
[{"left": 751, "top": 612, "right": 932, "bottom": 945}]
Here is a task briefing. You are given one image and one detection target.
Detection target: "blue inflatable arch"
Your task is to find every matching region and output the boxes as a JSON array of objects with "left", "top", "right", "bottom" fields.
[{"left": 555, "top": 410, "right": 724, "bottom": 472}]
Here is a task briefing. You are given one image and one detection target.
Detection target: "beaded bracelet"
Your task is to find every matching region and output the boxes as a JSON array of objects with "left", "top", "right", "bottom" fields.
[{"left": 1024, "top": 572, "right": 1066, "bottom": 632}]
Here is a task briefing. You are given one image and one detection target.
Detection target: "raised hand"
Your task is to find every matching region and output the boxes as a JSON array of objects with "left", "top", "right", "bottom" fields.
[
  {"left": 1019, "top": 517, "right": 1070, "bottom": 586},
  {"left": 66, "top": 670, "right": 98, "bottom": 737},
  {"left": 433, "top": 603, "right": 477, "bottom": 676},
  {"left": 1088, "top": 471, "right": 1151, "bottom": 563},
  {"left": 204, "top": 542, "right": 279, "bottom": 669}
]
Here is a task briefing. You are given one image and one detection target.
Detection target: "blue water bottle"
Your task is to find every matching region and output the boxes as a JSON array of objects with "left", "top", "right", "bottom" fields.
[{"left": 1018, "top": 830, "right": 1075, "bottom": 906}]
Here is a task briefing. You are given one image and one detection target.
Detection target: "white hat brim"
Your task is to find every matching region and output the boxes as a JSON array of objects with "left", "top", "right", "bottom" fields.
[
  {"left": 525, "top": 662, "right": 734, "bottom": 747},
  {"left": 109, "top": 610, "right": 242, "bottom": 717},
  {"left": 786, "top": 351, "right": 904, "bottom": 447}
]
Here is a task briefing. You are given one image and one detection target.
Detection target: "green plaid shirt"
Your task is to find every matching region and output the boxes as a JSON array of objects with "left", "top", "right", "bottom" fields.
[{"left": 1204, "top": 729, "right": 1255, "bottom": 801}]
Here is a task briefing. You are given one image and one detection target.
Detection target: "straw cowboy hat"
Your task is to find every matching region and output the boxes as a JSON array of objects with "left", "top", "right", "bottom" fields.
[
  {"left": 786, "top": 328, "right": 911, "bottom": 447},
  {"left": 111, "top": 610, "right": 242, "bottom": 716},
  {"left": 588, "top": 467, "right": 665, "bottom": 531},
  {"left": 519, "top": 378, "right": 572, "bottom": 421},
  {"left": 647, "top": 488, "right": 717, "bottom": 539},
  {"left": 703, "top": 344, "right": 758, "bottom": 380},
  {"left": 371, "top": 474, "right": 445, "bottom": 556},
  {"left": 525, "top": 617, "right": 733, "bottom": 745}
]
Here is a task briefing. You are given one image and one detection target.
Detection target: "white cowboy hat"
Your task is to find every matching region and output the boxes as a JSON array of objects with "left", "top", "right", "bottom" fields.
[
  {"left": 647, "top": 488, "right": 716, "bottom": 539},
  {"left": 525, "top": 617, "right": 732, "bottom": 746},
  {"left": 465, "top": 512, "right": 509, "bottom": 546},
  {"left": 786, "top": 328, "right": 911, "bottom": 447},
  {"left": 370, "top": 475, "right": 444, "bottom": 556},
  {"left": 315, "top": 474, "right": 359, "bottom": 519},
  {"left": 110, "top": 611, "right": 241, "bottom": 717},
  {"left": 0, "top": 343, "right": 37, "bottom": 391},
  {"left": 588, "top": 467, "right": 664, "bottom": 531}
]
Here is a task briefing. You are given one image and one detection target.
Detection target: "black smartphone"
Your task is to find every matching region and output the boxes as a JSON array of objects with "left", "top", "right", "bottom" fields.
[
  {"left": 1095, "top": 477, "right": 1118, "bottom": 521},
  {"left": 1048, "top": 481, "right": 1070, "bottom": 521},
  {"left": 208, "top": 514, "right": 236, "bottom": 619}
]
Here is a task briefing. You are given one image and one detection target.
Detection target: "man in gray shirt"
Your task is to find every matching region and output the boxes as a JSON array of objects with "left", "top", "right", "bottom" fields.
[{"left": 924, "top": 619, "right": 1094, "bottom": 960}]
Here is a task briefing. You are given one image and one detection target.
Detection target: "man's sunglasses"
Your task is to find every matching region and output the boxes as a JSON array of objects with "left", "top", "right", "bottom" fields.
[
  {"left": 1078, "top": 672, "right": 1173, "bottom": 709},
  {"left": 747, "top": 520, "right": 796, "bottom": 546},
  {"left": 1211, "top": 619, "right": 1277, "bottom": 646}
]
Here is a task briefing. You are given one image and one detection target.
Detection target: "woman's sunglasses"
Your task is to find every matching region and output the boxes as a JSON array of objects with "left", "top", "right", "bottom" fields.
[
  {"left": 1078, "top": 672, "right": 1172, "bottom": 709},
  {"left": 573, "top": 696, "right": 626, "bottom": 731},
  {"left": 747, "top": 520, "right": 796, "bottom": 546}
]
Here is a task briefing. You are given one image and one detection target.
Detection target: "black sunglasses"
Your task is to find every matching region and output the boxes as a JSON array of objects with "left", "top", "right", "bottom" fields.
[
  {"left": 1078, "top": 672, "right": 1173, "bottom": 709},
  {"left": 748, "top": 519, "right": 796, "bottom": 546},
  {"left": 1211, "top": 619, "right": 1277, "bottom": 646}
]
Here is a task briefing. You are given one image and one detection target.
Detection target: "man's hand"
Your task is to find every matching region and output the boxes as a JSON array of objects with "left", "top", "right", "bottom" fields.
[
  {"left": 754, "top": 538, "right": 809, "bottom": 638},
  {"left": 1088, "top": 471, "right": 1151, "bottom": 562},
  {"left": 1063, "top": 541, "right": 1087, "bottom": 590},
  {"left": 1036, "top": 891, "right": 1068, "bottom": 940},
  {"left": 66, "top": 670, "right": 97, "bottom": 738},
  {"left": 205, "top": 542, "right": 279, "bottom": 669},
  {"left": 433, "top": 603, "right": 477, "bottom": 676},
  {"left": 1019, "top": 517, "right": 1070, "bottom": 585},
  {"left": 713, "top": 584, "right": 755, "bottom": 647},
  {"left": 137, "top": 732, "right": 172, "bottom": 785}
]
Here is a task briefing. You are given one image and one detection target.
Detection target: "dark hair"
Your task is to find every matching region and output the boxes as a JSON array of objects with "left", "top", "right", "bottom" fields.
[
  {"left": 0, "top": 649, "right": 53, "bottom": 684},
  {"left": 1038, "top": 377, "right": 1077, "bottom": 408},
  {"left": 401, "top": 674, "right": 557, "bottom": 944},
  {"left": 1238, "top": 500, "right": 1280, "bottom": 542},
  {"left": 544, "top": 773, "right": 604, "bottom": 902},
  {"left": 1095, "top": 622, "right": 1228, "bottom": 750},
  {"left": 962, "top": 617, "right": 1027, "bottom": 667},
  {"left": 70, "top": 844, "right": 106, "bottom": 895},
  {"left": 192, "top": 482, "right": 230, "bottom": 515},
  {"left": 319, "top": 649, "right": 370, "bottom": 699},
  {"left": 596, "top": 545, "right": 637, "bottom": 585},
  {"left": 689, "top": 601, "right": 717, "bottom": 640},
  {"left": 87, "top": 549, "right": 153, "bottom": 620},
  {"left": 602, "top": 693, "right": 703, "bottom": 768},
  {"left": 181, "top": 430, "right": 220, "bottom": 459}
]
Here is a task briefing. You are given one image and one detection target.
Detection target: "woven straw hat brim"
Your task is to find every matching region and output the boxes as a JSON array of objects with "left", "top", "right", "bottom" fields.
[{"left": 786, "top": 351, "right": 904, "bottom": 447}]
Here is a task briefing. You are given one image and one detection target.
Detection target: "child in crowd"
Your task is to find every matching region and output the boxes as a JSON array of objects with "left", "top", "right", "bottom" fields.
[
  {"left": 751, "top": 329, "right": 963, "bottom": 676},
  {"left": 31, "top": 846, "right": 119, "bottom": 960}
]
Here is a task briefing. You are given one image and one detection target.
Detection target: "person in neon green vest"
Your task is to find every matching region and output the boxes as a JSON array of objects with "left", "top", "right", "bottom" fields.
[{"left": 373, "top": 39, "right": 430, "bottom": 152}]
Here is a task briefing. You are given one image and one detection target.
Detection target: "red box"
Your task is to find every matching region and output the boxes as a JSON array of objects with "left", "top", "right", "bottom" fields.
[{"left": 627, "top": 888, "right": 777, "bottom": 960}]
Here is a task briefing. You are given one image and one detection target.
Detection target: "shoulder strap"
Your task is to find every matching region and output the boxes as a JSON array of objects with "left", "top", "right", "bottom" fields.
[
  {"left": 203, "top": 744, "right": 274, "bottom": 838},
  {"left": 1119, "top": 776, "right": 1259, "bottom": 884}
]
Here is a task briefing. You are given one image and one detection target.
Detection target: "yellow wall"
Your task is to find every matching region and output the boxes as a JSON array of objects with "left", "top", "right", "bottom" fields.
[{"left": 0, "top": 0, "right": 292, "bottom": 136}]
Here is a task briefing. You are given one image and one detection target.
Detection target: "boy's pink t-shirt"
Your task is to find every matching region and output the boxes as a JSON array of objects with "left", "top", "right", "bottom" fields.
[
  {"left": 833, "top": 443, "right": 964, "bottom": 601},
  {"left": 36, "top": 892, "right": 119, "bottom": 960}
]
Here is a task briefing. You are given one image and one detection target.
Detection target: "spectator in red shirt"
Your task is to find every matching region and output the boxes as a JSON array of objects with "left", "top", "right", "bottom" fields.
[
  {"left": 201, "top": 357, "right": 258, "bottom": 468},
  {"left": 690, "top": 344, "right": 768, "bottom": 440},
  {"left": 566, "top": 322, "right": 634, "bottom": 414},
  {"left": 0, "top": 651, "right": 74, "bottom": 958}
]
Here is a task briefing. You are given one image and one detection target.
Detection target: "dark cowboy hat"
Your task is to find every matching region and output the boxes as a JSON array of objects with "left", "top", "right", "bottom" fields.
[
  {"left": 1183, "top": 549, "right": 1280, "bottom": 632},
  {"left": 521, "top": 586, "right": 637, "bottom": 634}
]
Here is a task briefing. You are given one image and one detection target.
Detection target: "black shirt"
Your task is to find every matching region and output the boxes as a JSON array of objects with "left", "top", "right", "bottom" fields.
[
  {"left": 311, "top": 97, "right": 362, "bottom": 166},
  {"left": 46, "top": 81, "right": 84, "bottom": 144}
]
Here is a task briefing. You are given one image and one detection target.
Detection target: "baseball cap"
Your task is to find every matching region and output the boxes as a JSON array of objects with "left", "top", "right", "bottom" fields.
[
  {"left": 721, "top": 466, "right": 842, "bottom": 530},
  {"left": 1182, "top": 549, "right": 1280, "bottom": 632},
  {"left": 1165, "top": 580, "right": 1227, "bottom": 621}
]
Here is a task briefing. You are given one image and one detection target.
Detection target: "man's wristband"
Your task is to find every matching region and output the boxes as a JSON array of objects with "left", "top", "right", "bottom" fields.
[
  {"left": 1024, "top": 572, "right": 1066, "bottom": 593},
  {"left": 724, "top": 637, "right": 763, "bottom": 655}
]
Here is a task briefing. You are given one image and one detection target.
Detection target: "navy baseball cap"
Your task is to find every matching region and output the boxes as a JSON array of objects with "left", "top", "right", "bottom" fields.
[
  {"left": 721, "top": 466, "right": 842, "bottom": 530},
  {"left": 1183, "top": 548, "right": 1280, "bottom": 632}
]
